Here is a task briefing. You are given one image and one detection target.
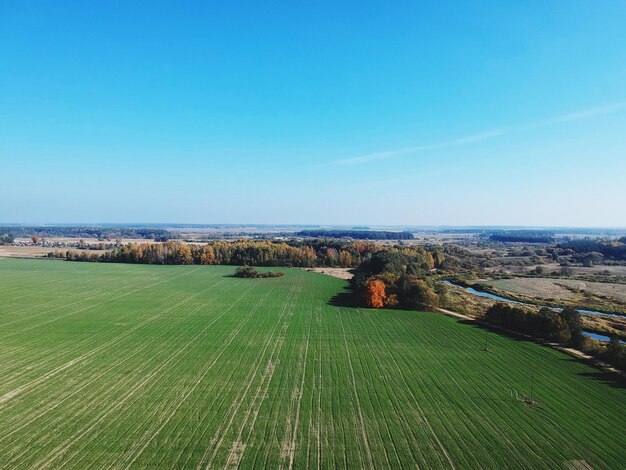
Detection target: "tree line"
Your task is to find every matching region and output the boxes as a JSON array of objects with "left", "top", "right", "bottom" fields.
[
  {"left": 296, "top": 230, "right": 414, "bottom": 240},
  {"left": 558, "top": 238, "right": 626, "bottom": 261},
  {"left": 63, "top": 239, "right": 437, "bottom": 268},
  {"left": 484, "top": 303, "right": 625, "bottom": 370},
  {"left": 485, "top": 304, "right": 584, "bottom": 344},
  {"left": 489, "top": 233, "right": 555, "bottom": 243},
  {"left": 0, "top": 226, "right": 171, "bottom": 241},
  {"left": 487, "top": 230, "right": 556, "bottom": 243}
]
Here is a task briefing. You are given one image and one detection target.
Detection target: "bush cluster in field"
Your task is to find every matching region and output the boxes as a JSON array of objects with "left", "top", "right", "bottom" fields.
[{"left": 234, "top": 265, "right": 284, "bottom": 278}]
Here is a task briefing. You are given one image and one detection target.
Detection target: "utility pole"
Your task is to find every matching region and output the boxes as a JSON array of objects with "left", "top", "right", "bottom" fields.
[
  {"left": 530, "top": 372, "right": 534, "bottom": 403},
  {"left": 483, "top": 329, "right": 488, "bottom": 351}
]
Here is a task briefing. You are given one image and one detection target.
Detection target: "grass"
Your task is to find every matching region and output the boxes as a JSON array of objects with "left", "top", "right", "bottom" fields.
[
  {"left": 0, "top": 259, "right": 624, "bottom": 469},
  {"left": 485, "top": 278, "right": 579, "bottom": 301},
  {"left": 479, "top": 276, "right": 626, "bottom": 316}
]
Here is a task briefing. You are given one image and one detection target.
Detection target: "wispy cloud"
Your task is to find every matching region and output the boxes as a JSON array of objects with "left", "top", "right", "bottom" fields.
[{"left": 334, "top": 101, "right": 626, "bottom": 166}]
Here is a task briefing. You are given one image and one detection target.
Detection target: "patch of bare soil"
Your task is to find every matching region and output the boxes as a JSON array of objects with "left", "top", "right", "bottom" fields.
[
  {"left": 305, "top": 268, "right": 354, "bottom": 280},
  {"left": 566, "top": 460, "right": 593, "bottom": 470}
]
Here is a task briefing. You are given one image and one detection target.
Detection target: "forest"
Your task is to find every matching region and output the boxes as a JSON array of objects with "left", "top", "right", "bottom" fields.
[
  {"left": 558, "top": 238, "right": 626, "bottom": 261},
  {"left": 488, "top": 230, "right": 556, "bottom": 243},
  {"left": 63, "top": 239, "right": 406, "bottom": 268}
]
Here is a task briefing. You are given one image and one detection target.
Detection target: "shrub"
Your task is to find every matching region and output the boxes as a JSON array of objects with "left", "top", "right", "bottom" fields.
[{"left": 234, "top": 266, "right": 284, "bottom": 279}]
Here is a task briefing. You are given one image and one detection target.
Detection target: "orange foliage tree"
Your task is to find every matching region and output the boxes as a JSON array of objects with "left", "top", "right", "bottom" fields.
[{"left": 364, "top": 278, "right": 386, "bottom": 308}]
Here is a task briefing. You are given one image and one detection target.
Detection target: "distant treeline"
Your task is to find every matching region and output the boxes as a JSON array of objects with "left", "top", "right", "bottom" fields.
[
  {"left": 439, "top": 228, "right": 491, "bottom": 234},
  {"left": 0, "top": 233, "right": 14, "bottom": 245},
  {"left": 65, "top": 239, "right": 434, "bottom": 268},
  {"left": 0, "top": 226, "right": 171, "bottom": 240},
  {"left": 558, "top": 238, "right": 626, "bottom": 261},
  {"left": 296, "top": 230, "right": 414, "bottom": 240},
  {"left": 488, "top": 230, "right": 555, "bottom": 243},
  {"left": 60, "top": 236, "right": 490, "bottom": 281}
]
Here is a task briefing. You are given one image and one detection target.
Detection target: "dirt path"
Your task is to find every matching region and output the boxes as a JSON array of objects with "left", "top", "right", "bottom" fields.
[{"left": 437, "top": 308, "right": 474, "bottom": 321}]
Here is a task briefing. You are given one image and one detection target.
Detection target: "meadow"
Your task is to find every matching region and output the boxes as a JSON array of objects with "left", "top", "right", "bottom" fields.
[
  {"left": 485, "top": 277, "right": 626, "bottom": 305},
  {"left": 0, "top": 259, "right": 624, "bottom": 468}
]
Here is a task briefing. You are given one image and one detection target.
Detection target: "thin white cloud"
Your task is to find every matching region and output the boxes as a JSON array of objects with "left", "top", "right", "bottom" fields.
[{"left": 334, "top": 101, "right": 626, "bottom": 166}]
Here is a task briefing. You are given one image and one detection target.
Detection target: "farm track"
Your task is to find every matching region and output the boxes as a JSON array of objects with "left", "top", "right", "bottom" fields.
[{"left": 0, "top": 260, "right": 624, "bottom": 468}]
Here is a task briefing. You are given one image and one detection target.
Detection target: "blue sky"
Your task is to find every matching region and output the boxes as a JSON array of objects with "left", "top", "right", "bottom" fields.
[{"left": 1, "top": 1, "right": 625, "bottom": 226}]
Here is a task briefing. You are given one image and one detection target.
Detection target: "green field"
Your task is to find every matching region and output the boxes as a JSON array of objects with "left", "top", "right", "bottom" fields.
[{"left": 0, "top": 259, "right": 624, "bottom": 469}]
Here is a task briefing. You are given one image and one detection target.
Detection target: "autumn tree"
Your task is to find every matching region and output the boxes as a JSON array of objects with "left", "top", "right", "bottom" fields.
[
  {"left": 363, "top": 278, "right": 386, "bottom": 308},
  {"left": 397, "top": 276, "right": 439, "bottom": 310},
  {"left": 325, "top": 248, "right": 339, "bottom": 266},
  {"left": 174, "top": 243, "right": 193, "bottom": 264},
  {"left": 338, "top": 250, "right": 353, "bottom": 267},
  {"left": 199, "top": 245, "right": 216, "bottom": 264}
]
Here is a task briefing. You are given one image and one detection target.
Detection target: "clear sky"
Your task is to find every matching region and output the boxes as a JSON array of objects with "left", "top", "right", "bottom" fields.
[{"left": 1, "top": 1, "right": 625, "bottom": 226}]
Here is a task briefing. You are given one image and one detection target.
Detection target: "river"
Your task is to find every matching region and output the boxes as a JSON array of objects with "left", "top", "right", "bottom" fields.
[{"left": 443, "top": 280, "right": 623, "bottom": 343}]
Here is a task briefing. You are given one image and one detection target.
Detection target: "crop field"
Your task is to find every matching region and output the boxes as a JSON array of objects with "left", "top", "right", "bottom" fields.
[{"left": 0, "top": 259, "right": 624, "bottom": 469}]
